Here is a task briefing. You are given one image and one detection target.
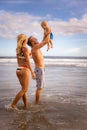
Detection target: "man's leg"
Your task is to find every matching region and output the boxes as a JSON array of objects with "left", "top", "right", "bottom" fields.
[
  {"left": 35, "top": 68, "right": 45, "bottom": 104},
  {"left": 35, "top": 88, "right": 42, "bottom": 104}
]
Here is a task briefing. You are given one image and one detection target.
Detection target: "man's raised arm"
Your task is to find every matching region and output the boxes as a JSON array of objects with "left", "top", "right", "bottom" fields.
[{"left": 33, "top": 39, "right": 48, "bottom": 49}]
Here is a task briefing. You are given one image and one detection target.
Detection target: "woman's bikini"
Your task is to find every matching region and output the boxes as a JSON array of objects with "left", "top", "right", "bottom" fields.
[{"left": 17, "top": 48, "right": 32, "bottom": 71}]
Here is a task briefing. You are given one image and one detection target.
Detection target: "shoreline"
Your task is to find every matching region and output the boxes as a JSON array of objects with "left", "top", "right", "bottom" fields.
[{"left": 0, "top": 97, "right": 87, "bottom": 130}]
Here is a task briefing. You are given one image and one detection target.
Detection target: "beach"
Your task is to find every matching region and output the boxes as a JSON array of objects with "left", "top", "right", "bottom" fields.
[{"left": 0, "top": 57, "right": 87, "bottom": 130}]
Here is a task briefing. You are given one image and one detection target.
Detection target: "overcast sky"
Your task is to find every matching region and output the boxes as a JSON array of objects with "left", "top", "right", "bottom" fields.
[{"left": 0, "top": 0, "right": 87, "bottom": 57}]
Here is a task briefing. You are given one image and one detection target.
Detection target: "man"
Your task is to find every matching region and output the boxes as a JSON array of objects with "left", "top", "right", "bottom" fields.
[{"left": 27, "top": 36, "right": 48, "bottom": 104}]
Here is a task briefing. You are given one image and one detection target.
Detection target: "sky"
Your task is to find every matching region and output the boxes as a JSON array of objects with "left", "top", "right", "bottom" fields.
[{"left": 0, "top": 0, "right": 87, "bottom": 57}]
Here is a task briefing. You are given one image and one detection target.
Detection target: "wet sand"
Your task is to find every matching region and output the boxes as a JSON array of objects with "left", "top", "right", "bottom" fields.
[
  {"left": 0, "top": 97, "right": 87, "bottom": 130},
  {"left": 0, "top": 62, "right": 87, "bottom": 130}
]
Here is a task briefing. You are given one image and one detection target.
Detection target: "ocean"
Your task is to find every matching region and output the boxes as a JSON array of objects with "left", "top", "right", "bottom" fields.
[{"left": 0, "top": 56, "right": 87, "bottom": 130}]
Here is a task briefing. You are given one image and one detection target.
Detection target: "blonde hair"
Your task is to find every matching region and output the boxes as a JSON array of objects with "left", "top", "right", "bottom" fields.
[{"left": 16, "top": 34, "right": 27, "bottom": 54}]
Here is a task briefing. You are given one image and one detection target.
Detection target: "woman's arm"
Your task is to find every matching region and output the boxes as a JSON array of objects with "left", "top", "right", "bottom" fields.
[{"left": 23, "top": 47, "right": 36, "bottom": 79}]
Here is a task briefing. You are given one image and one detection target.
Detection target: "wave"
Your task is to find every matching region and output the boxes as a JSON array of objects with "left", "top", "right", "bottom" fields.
[
  {"left": 44, "top": 58, "right": 87, "bottom": 67},
  {"left": 0, "top": 57, "right": 87, "bottom": 67}
]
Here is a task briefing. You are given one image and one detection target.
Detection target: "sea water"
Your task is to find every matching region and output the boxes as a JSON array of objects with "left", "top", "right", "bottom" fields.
[
  {"left": 0, "top": 56, "right": 87, "bottom": 130},
  {"left": 0, "top": 56, "right": 87, "bottom": 103}
]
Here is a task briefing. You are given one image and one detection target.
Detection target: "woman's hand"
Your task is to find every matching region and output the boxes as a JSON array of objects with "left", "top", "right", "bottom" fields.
[{"left": 31, "top": 71, "right": 36, "bottom": 79}]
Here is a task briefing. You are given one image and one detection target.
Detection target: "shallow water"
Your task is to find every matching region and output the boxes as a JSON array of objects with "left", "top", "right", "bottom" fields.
[{"left": 0, "top": 59, "right": 87, "bottom": 130}]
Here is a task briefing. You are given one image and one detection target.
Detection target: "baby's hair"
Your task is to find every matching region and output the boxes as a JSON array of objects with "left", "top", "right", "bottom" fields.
[{"left": 41, "top": 20, "right": 48, "bottom": 26}]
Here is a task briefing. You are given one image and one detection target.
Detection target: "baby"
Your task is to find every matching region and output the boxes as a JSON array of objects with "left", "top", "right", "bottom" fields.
[{"left": 41, "top": 20, "right": 53, "bottom": 51}]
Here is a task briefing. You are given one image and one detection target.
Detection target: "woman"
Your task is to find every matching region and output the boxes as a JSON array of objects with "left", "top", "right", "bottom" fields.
[{"left": 9, "top": 34, "right": 36, "bottom": 110}]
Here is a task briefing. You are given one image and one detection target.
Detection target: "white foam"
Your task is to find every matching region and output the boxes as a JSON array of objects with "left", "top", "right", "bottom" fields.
[{"left": 0, "top": 57, "right": 87, "bottom": 67}]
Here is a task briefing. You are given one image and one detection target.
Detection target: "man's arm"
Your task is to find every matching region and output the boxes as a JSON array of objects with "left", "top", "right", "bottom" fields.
[{"left": 33, "top": 39, "right": 48, "bottom": 50}]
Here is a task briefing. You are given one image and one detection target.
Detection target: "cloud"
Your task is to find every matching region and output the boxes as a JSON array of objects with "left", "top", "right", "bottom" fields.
[
  {"left": 67, "top": 46, "right": 87, "bottom": 56},
  {"left": 69, "top": 48, "right": 80, "bottom": 53},
  {"left": 0, "top": 10, "right": 87, "bottom": 39},
  {"left": 0, "top": 10, "right": 43, "bottom": 38},
  {"left": 51, "top": 14, "right": 87, "bottom": 36}
]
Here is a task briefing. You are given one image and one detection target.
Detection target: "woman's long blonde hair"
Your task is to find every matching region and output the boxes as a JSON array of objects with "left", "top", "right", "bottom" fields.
[{"left": 16, "top": 34, "right": 27, "bottom": 54}]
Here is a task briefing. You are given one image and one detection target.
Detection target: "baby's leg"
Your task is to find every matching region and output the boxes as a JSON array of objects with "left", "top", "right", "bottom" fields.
[
  {"left": 50, "top": 39, "right": 53, "bottom": 48},
  {"left": 47, "top": 43, "right": 51, "bottom": 51}
]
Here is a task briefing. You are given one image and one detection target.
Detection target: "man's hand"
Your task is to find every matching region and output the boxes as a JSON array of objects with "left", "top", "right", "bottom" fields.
[{"left": 43, "top": 37, "right": 49, "bottom": 43}]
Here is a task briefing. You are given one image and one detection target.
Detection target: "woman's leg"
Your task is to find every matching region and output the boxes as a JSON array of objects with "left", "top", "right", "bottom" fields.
[
  {"left": 22, "top": 70, "right": 30, "bottom": 109},
  {"left": 22, "top": 92, "right": 29, "bottom": 109},
  {"left": 11, "top": 69, "right": 30, "bottom": 109}
]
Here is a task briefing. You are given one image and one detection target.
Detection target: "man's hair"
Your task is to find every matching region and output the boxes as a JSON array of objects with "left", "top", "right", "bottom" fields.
[{"left": 27, "top": 36, "right": 32, "bottom": 47}]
